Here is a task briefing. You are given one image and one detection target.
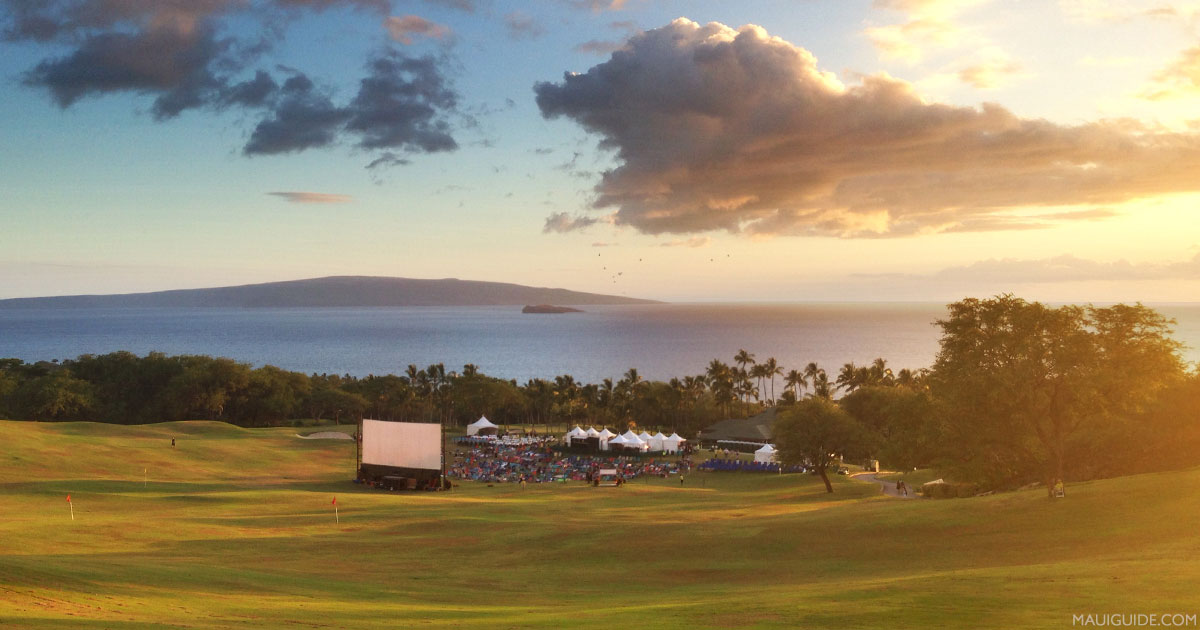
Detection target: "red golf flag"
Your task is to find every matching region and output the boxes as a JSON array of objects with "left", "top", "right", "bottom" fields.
[
  {"left": 66, "top": 494, "right": 71, "bottom": 503},
  {"left": 331, "top": 496, "right": 336, "bottom": 506}
]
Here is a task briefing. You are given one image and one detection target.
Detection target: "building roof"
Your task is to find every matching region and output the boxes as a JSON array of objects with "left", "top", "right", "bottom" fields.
[{"left": 697, "top": 407, "right": 779, "bottom": 443}]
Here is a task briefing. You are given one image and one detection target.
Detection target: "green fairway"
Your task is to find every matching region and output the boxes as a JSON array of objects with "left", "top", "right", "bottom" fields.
[{"left": 0, "top": 420, "right": 1196, "bottom": 629}]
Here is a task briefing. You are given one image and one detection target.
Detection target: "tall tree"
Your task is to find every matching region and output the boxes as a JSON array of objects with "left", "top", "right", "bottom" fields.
[
  {"left": 774, "top": 398, "right": 875, "bottom": 493},
  {"left": 931, "top": 296, "right": 1185, "bottom": 493},
  {"left": 763, "top": 357, "right": 782, "bottom": 404}
]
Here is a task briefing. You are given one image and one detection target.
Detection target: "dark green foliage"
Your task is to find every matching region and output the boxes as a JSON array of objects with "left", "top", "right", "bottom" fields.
[
  {"left": 930, "top": 295, "right": 1189, "bottom": 492},
  {"left": 774, "top": 397, "right": 877, "bottom": 493}
]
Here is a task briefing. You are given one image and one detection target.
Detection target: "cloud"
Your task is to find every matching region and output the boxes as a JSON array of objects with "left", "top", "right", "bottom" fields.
[
  {"left": 7, "top": 1, "right": 459, "bottom": 165},
  {"left": 244, "top": 74, "right": 348, "bottom": 154},
  {"left": 865, "top": 0, "right": 990, "bottom": 62},
  {"left": 865, "top": 18, "right": 960, "bottom": 62},
  {"left": 1059, "top": 0, "right": 1200, "bottom": 24},
  {"left": 504, "top": 12, "right": 544, "bottom": 40},
  {"left": 563, "top": 0, "right": 628, "bottom": 11},
  {"left": 365, "top": 152, "right": 412, "bottom": 169},
  {"left": 659, "top": 237, "right": 711, "bottom": 248},
  {"left": 421, "top": 0, "right": 477, "bottom": 12},
  {"left": 543, "top": 212, "right": 599, "bottom": 233},
  {"left": 344, "top": 51, "right": 458, "bottom": 152},
  {"left": 268, "top": 191, "right": 354, "bottom": 203},
  {"left": 384, "top": 15, "right": 451, "bottom": 45},
  {"left": 242, "top": 50, "right": 457, "bottom": 157},
  {"left": 859, "top": 252, "right": 1200, "bottom": 284},
  {"left": 21, "top": 21, "right": 233, "bottom": 119},
  {"left": 957, "top": 56, "right": 1022, "bottom": 89},
  {"left": 574, "top": 39, "right": 624, "bottom": 55},
  {"left": 1143, "top": 46, "right": 1200, "bottom": 100},
  {"left": 534, "top": 18, "right": 1200, "bottom": 237}
]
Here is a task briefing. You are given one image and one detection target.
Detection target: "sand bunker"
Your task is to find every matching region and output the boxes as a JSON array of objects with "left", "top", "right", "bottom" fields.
[{"left": 296, "top": 431, "right": 354, "bottom": 440}]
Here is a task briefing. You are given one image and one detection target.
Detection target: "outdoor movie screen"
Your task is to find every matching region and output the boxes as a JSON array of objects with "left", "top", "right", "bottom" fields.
[{"left": 361, "top": 420, "right": 442, "bottom": 471}]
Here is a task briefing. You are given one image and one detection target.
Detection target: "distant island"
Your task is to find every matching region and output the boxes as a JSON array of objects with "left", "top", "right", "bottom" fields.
[
  {"left": 522, "top": 304, "right": 584, "bottom": 314},
  {"left": 0, "top": 276, "right": 661, "bottom": 309}
]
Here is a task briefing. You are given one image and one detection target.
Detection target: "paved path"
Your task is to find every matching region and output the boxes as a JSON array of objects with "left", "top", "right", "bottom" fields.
[{"left": 853, "top": 472, "right": 924, "bottom": 499}]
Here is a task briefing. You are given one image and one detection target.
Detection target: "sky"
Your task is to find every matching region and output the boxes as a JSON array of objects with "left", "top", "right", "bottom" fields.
[{"left": 2, "top": 0, "right": 1200, "bottom": 302}]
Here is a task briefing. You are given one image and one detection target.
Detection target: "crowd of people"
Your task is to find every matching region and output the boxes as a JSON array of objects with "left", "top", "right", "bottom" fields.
[{"left": 447, "top": 440, "right": 692, "bottom": 484}]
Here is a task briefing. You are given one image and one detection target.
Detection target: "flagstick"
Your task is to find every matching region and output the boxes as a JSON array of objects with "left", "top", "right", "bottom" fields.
[
  {"left": 69, "top": 500, "right": 74, "bottom": 521},
  {"left": 144, "top": 468, "right": 147, "bottom": 488},
  {"left": 334, "top": 504, "right": 339, "bottom": 524}
]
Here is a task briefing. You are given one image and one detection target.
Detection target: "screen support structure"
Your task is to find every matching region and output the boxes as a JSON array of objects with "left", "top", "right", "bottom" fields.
[{"left": 356, "top": 416, "right": 363, "bottom": 480}]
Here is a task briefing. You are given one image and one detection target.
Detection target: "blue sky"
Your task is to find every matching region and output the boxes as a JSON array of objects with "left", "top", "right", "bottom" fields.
[{"left": 2, "top": 0, "right": 1200, "bottom": 301}]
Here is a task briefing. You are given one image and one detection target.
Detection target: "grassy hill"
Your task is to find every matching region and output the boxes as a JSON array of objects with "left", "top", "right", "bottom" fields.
[{"left": 0, "top": 420, "right": 1196, "bottom": 629}]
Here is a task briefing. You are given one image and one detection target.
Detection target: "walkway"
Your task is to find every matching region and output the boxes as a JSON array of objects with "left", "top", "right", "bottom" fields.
[{"left": 853, "top": 472, "right": 924, "bottom": 499}]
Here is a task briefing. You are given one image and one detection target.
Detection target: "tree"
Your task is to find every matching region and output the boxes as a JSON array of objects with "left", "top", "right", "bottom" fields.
[
  {"left": 763, "top": 357, "right": 782, "bottom": 404},
  {"left": 783, "top": 369, "right": 806, "bottom": 398},
  {"left": 840, "top": 385, "right": 939, "bottom": 471},
  {"left": 734, "top": 350, "right": 755, "bottom": 402},
  {"left": 773, "top": 398, "right": 875, "bottom": 493},
  {"left": 930, "top": 295, "right": 1185, "bottom": 493}
]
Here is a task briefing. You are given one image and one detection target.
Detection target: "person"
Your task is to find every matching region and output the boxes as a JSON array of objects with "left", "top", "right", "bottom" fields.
[
  {"left": 679, "top": 474, "right": 685, "bottom": 486},
  {"left": 897, "top": 479, "right": 907, "bottom": 497},
  {"left": 171, "top": 438, "right": 175, "bottom": 447}
]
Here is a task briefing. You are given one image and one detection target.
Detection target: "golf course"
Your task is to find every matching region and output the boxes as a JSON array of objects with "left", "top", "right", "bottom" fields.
[{"left": 1, "top": 419, "right": 1197, "bottom": 629}]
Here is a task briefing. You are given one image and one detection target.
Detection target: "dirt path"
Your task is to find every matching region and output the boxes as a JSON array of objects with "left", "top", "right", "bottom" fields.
[{"left": 853, "top": 472, "right": 924, "bottom": 499}]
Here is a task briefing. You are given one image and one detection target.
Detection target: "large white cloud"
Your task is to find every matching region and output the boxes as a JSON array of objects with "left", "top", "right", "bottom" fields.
[{"left": 535, "top": 18, "right": 1200, "bottom": 237}]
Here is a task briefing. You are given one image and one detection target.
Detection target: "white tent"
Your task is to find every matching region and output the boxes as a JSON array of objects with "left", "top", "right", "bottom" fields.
[
  {"left": 753, "top": 443, "right": 777, "bottom": 463},
  {"left": 611, "top": 431, "right": 646, "bottom": 451},
  {"left": 467, "top": 416, "right": 500, "bottom": 436},
  {"left": 585, "top": 427, "right": 601, "bottom": 437},
  {"left": 663, "top": 433, "right": 686, "bottom": 453},
  {"left": 637, "top": 431, "right": 653, "bottom": 441},
  {"left": 564, "top": 426, "right": 588, "bottom": 445},
  {"left": 648, "top": 431, "right": 667, "bottom": 451},
  {"left": 597, "top": 428, "right": 615, "bottom": 450}
]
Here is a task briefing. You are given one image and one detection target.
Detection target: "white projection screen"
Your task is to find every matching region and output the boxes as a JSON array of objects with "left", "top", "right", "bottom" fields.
[{"left": 361, "top": 420, "right": 442, "bottom": 471}]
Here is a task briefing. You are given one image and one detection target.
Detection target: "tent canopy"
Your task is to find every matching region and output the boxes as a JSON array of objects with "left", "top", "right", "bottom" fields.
[
  {"left": 753, "top": 443, "right": 778, "bottom": 463},
  {"left": 467, "top": 416, "right": 499, "bottom": 436},
  {"left": 598, "top": 428, "right": 616, "bottom": 439},
  {"left": 665, "top": 433, "right": 686, "bottom": 442},
  {"left": 585, "top": 427, "right": 601, "bottom": 437}
]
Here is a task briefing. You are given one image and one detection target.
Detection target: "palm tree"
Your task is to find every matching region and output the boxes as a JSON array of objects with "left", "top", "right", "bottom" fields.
[
  {"left": 811, "top": 369, "right": 832, "bottom": 399},
  {"left": 749, "top": 363, "right": 769, "bottom": 402},
  {"left": 734, "top": 349, "right": 756, "bottom": 403},
  {"left": 763, "top": 357, "right": 782, "bottom": 404},
  {"left": 836, "top": 362, "right": 860, "bottom": 393},
  {"left": 784, "top": 369, "right": 806, "bottom": 398},
  {"left": 734, "top": 349, "right": 756, "bottom": 372}
]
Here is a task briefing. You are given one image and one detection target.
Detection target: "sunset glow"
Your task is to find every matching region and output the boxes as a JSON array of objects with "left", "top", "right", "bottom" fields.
[{"left": 3, "top": 0, "right": 1199, "bottom": 301}]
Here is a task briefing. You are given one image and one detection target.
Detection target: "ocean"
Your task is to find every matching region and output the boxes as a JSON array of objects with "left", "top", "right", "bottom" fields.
[{"left": 1, "top": 303, "right": 1197, "bottom": 384}]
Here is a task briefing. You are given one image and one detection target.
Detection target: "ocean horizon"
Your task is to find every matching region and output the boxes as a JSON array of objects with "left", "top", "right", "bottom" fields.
[{"left": 2, "top": 302, "right": 1197, "bottom": 384}]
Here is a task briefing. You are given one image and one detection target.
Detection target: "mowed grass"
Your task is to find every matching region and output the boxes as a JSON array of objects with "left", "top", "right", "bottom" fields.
[{"left": 0, "top": 421, "right": 1197, "bottom": 629}]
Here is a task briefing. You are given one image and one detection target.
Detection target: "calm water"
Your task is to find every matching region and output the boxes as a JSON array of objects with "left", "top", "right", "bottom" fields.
[{"left": 1, "top": 304, "right": 1197, "bottom": 383}]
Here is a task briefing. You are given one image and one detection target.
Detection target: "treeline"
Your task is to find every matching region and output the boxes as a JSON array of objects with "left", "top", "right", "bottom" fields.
[
  {"left": 774, "top": 296, "right": 1200, "bottom": 494},
  {"left": 0, "top": 349, "right": 871, "bottom": 436},
  {"left": 3, "top": 295, "right": 1197, "bottom": 493}
]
